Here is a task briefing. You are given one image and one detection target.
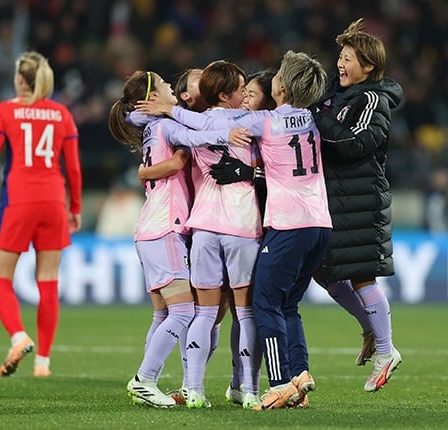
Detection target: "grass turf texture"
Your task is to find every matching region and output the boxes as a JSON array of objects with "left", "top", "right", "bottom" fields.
[{"left": 0, "top": 304, "right": 447, "bottom": 429}]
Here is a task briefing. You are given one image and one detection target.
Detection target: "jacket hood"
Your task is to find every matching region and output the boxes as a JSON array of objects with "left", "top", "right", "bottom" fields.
[
  {"left": 327, "top": 75, "right": 404, "bottom": 110},
  {"left": 357, "top": 77, "right": 403, "bottom": 109}
]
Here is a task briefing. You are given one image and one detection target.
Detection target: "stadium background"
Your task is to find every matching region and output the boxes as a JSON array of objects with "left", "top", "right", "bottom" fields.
[{"left": 0, "top": 0, "right": 447, "bottom": 304}]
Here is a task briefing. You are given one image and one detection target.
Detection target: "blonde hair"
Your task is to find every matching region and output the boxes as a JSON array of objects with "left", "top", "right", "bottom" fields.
[
  {"left": 279, "top": 51, "right": 327, "bottom": 108},
  {"left": 336, "top": 18, "right": 386, "bottom": 81},
  {"left": 15, "top": 51, "right": 54, "bottom": 103}
]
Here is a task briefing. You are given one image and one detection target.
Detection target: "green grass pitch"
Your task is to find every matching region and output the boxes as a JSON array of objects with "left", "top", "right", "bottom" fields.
[{"left": 0, "top": 304, "right": 447, "bottom": 429}]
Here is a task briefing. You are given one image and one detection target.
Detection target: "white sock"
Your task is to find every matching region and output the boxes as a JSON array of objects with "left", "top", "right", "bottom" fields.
[
  {"left": 35, "top": 355, "right": 50, "bottom": 368},
  {"left": 11, "top": 331, "right": 28, "bottom": 346}
]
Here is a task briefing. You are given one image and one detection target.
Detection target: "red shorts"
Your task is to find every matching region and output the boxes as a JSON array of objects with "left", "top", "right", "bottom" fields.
[{"left": 0, "top": 202, "right": 71, "bottom": 252}]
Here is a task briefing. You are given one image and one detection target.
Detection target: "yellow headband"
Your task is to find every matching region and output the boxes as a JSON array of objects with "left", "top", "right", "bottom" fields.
[{"left": 144, "top": 72, "right": 152, "bottom": 101}]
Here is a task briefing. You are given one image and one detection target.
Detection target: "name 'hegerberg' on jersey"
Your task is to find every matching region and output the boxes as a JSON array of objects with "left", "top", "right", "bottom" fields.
[{"left": 13, "top": 107, "right": 63, "bottom": 122}]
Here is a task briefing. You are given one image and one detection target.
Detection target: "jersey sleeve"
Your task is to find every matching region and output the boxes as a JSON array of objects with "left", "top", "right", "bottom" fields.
[
  {"left": 163, "top": 120, "right": 230, "bottom": 148},
  {"left": 61, "top": 108, "right": 82, "bottom": 213},
  {"left": 172, "top": 106, "right": 266, "bottom": 136}
]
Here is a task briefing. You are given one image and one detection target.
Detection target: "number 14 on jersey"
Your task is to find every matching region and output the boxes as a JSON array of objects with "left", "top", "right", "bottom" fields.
[{"left": 20, "top": 122, "right": 55, "bottom": 168}]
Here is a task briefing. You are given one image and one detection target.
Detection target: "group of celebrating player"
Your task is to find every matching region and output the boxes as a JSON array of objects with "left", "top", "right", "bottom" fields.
[
  {"left": 108, "top": 18, "right": 403, "bottom": 410},
  {"left": 0, "top": 18, "right": 402, "bottom": 412}
]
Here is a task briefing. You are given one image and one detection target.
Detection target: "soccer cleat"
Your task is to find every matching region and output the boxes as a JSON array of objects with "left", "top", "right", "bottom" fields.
[
  {"left": 254, "top": 370, "right": 315, "bottom": 410},
  {"left": 242, "top": 392, "right": 260, "bottom": 409},
  {"left": 167, "top": 386, "right": 188, "bottom": 405},
  {"left": 254, "top": 370, "right": 316, "bottom": 411},
  {"left": 186, "top": 390, "right": 212, "bottom": 409},
  {"left": 225, "top": 384, "right": 244, "bottom": 405},
  {"left": 356, "top": 332, "right": 376, "bottom": 366},
  {"left": 253, "top": 383, "right": 297, "bottom": 411},
  {"left": 364, "top": 348, "right": 402, "bottom": 392},
  {"left": 127, "top": 375, "right": 176, "bottom": 408},
  {"left": 33, "top": 365, "right": 51, "bottom": 377},
  {"left": 0, "top": 336, "right": 35, "bottom": 377},
  {"left": 287, "top": 393, "right": 310, "bottom": 409}
]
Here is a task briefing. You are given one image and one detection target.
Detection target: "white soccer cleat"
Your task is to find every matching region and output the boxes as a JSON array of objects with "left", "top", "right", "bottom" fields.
[
  {"left": 355, "top": 332, "right": 376, "bottom": 366},
  {"left": 225, "top": 384, "right": 244, "bottom": 405},
  {"left": 364, "top": 348, "right": 402, "bottom": 392},
  {"left": 127, "top": 375, "right": 176, "bottom": 408},
  {"left": 242, "top": 392, "right": 260, "bottom": 409},
  {"left": 186, "top": 390, "right": 211, "bottom": 409}
]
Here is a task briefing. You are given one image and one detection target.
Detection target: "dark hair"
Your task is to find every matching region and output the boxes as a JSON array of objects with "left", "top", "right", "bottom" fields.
[
  {"left": 336, "top": 18, "right": 386, "bottom": 81},
  {"left": 199, "top": 60, "right": 246, "bottom": 106},
  {"left": 174, "top": 69, "right": 192, "bottom": 108},
  {"left": 109, "top": 71, "right": 154, "bottom": 152},
  {"left": 247, "top": 70, "right": 276, "bottom": 110}
]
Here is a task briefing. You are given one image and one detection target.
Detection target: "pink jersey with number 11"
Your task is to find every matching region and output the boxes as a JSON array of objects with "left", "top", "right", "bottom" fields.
[{"left": 172, "top": 104, "right": 332, "bottom": 230}]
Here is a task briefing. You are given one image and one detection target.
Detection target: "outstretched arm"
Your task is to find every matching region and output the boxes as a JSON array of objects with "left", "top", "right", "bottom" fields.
[
  {"left": 165, "top": 120, "right": 251, "bottom": 148},
  {"left": 138, "top": 148, "right": 190, "bottom": 181}
]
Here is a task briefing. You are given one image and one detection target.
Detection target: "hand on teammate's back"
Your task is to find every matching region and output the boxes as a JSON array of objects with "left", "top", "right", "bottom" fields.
[{"left": 210, "top": 153, "right": 254, "bottom": 185}]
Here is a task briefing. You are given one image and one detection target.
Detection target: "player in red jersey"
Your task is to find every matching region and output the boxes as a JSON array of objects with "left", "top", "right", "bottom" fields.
[{"left": 0, "top": 51, "right": 82, "bottom": 377}]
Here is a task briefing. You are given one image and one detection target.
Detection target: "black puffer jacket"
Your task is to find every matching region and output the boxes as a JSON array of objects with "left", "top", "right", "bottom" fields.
[{"left": 315, "top": 77, "right": 403, "bottom": 282}]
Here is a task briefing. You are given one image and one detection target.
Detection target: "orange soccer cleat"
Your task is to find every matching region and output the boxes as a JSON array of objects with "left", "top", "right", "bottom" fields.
[{"left": 0, "top": 336, "right": 35, "bottom": 377}]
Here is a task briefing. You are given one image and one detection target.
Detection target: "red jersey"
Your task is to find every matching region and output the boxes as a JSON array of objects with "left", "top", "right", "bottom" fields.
[{"left": 0, "top": 98, "right": 82, "bottom": 213}]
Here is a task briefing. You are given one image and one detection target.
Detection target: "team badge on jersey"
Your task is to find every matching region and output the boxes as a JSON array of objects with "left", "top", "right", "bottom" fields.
[{"left": 336, "top": 106, "right": 351, "bottom": 122}]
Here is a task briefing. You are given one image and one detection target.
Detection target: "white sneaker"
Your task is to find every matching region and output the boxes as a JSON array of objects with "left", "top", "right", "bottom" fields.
[
  {"left": 364, "top": 348, "right": 402, "bottom": 392},
  {"left": 355, "top": 332, "right": 376, "bottom": 366},
  {"left": 186, "top": 390, "right": 211, "bottom": 409},
  {"left": 225, "top": 384, "right": 244, "bottom": 405},
  {"left": 127, "top": 375, "right": 176, "bottom": 408},
  {"left": 242, "top": 392, "right": 260, "bottom": 409}
]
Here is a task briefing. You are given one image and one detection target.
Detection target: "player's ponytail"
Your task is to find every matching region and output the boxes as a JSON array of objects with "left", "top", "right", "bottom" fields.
[
  {"left": 109, "top": 99, "right": 143, "bottom": 152},
  {"left": 16, "top": 51, "right": 54, "bottom": 103},
  {"left": 109, "top": 71, "right": 151, "bottom": 152},
  {"left": 33, "top": 57, "right": 54, "bottom": 102}
]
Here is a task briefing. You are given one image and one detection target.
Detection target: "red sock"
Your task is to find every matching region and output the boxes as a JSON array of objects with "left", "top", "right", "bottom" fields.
[
  {"left": 0, "top": 278, "right": 24, "bottom": 336},
  {"left": 37, "top": 280, "right": 59, "bottom": 357}
]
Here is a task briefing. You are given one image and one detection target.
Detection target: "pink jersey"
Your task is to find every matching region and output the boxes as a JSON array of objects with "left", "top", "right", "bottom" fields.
[
  {"left": 127, "top": 112, "right": 235, "bottom": 240},
  {"left": 173, "top": 104, "right": 332, "bottom": 230},
  {"left": 179, "top": 108, "right": 262, "bottom": 238}
]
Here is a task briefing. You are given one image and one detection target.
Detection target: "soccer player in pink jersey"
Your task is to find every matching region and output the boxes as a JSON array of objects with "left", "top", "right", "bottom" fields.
[
  {"left": 138, "top": 51, "right": 331, "bottom": 410},
  {"left": 183, "top": 61, "right": 263, "bottom": 409},
  {"left": 0, "top": 52, "right": 82, "bottom": 378},
  {"left": 109, "top": 70, "right": 248, "bottom": 408},
  {"left": 139, "top": 61, "right": 264, "bottom": 409},
  {"left": 171, "top": 68, "right": 246, "bottom": 406}
]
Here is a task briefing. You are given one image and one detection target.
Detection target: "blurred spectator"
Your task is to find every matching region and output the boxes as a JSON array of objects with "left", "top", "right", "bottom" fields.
[
  {"left": 95, "top": 168, "right": 144, "bottom": 238},
  {"left": 0, "top": 0, "right": 447, "bottom": 231},
  {"left": 424, "top": 169, "right": 448, "bottom": 233}
]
